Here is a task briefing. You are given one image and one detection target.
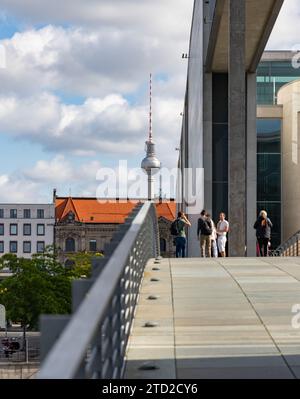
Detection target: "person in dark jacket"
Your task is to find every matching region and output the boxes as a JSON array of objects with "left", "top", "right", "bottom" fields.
[
  {"left": 197, "top": 210, "right": 212, "bottom": 257},
  {"left": 254, "top": 210, "right": 273, "bottom": 257}
]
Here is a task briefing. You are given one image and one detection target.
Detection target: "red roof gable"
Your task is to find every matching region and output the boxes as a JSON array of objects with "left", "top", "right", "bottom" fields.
[{"left": 55, "top": 198, "right": 176, "bottom": 224}]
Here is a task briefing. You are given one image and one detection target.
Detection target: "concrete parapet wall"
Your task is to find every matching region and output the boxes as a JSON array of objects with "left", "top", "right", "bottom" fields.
[{"left": 0, "top": 363, "right": 39, "bottom": 379}]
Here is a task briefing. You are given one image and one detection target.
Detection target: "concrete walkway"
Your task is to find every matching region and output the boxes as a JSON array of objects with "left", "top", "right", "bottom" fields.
[{"left": 125, "top": 257, "right": 300, "bottom": 379}]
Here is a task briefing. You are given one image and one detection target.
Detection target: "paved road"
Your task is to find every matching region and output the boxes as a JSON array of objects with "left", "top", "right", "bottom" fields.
[{"left": 125, "top": 257, "right": 300, "bottom": 379}]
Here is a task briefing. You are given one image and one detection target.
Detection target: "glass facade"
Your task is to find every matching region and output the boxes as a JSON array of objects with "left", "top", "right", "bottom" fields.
[
  {"left": 257, "top": 59, "right": 300, "bottom": 105},
  {"left": 257, "top": 119, "right": 281, "bottom": 249},
  {"left": 209, "top": 55, "right": 298, "bottom": 250},
  {"left": 212, "top": 74, "right": 228, "bottom": 222}
]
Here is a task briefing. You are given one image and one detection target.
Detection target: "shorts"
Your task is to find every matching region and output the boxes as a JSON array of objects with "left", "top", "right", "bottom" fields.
[{"left": 217, "top": 236, "right": 227, "bottom": 253}]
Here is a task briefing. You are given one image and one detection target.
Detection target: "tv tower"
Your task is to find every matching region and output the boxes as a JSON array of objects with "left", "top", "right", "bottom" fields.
[{"left": 141, "top": 73, "right": 161, "bottom": 200}]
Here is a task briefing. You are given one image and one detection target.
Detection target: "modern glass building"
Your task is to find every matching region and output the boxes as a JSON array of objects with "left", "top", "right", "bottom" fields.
[
  {"left": 257, "top": 52, "right": 300, "bottom": 105},
  {"left": 179, "top": 0, "right": 286, "bottom": 257},
  {"left": 257, "top": 51, "right": 300, "bottom": 248}
]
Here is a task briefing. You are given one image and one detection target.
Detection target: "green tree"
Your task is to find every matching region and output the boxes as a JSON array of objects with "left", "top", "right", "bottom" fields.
[
  {"left": 0, "top": 248, "right": 75, "bottom": 345},
  {"left": 65, "top": 251, "right": 103, "bottom": 279}
]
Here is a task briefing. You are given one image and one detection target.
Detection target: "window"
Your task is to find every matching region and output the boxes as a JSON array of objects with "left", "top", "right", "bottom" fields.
[
  {"left": 257, "top": 118, "right": 282, "bottom": 249},
  {"left": 10, "top": 209, "right": 17, "bottom": 219},
  {"left": 65, "top": 237, "right": 75, "bottom": 252},
  {"left": 37, "top": 241, "right": 45, "bottom": 253},
  {"left": 10, "top": 241, "right": 17, "bottom": 253},
  {"left": 10, "top": 224, "right": 18, "bottom": 235},
  {"left": 23, "top": 241, "right": 31, "bottom": 253},
  {"left": 0, "top": 209, "right": 4, "bottom": 218},
  {"left": 23, "top": 209, "right": 31, "bottom": 219},
  {"left": 0, "top": 224, "right": 4, "bottom": 236},
  {"left": 160, "top": 238, "right": 167, "bottom": 253},
  {"left": 257, "top": 60, "right": 300, "bottom": 105},
  {"left": 37, "top": 209, "right": 44, "bottom": 219},
  {"left": 37, "top": 224, "right": 45, "bottom": 236},
  {"left": 67, "top": 212, "right": 75, "bottom": 222},
  {"left": 23, "top": 224, "right": 31, "bottom": 236},
  {"left": 0, "top": 241, "right": 4, "bottom": 253},
  {"left": 89, "top": 240, "right": 97, "bottom": 252}
]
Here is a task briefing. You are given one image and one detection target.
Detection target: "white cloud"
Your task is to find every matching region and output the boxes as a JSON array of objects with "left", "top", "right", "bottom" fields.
[
  {"left": 23, "top": 155, "right": 73, "bottom": 183},
  {"left": 0, "top": 91, "right": 183, "bottom": 163},
  {"left": 0, "top": 20, "right": 190, "bottom": 98},
  {"left": 0, "top": 173, "right": 42, "bottom": 202},
  {"left": 267, "top": 0, "right": 300, "bottom": 49},
  {"left": 0, "top": 2, "right": 190, "bottom": 184},
  {"left": 0, "top": 1, "right": 192, "bottom": 39},
  {"left": 0, "top": 155, "right": 104, "bottom": 202}
]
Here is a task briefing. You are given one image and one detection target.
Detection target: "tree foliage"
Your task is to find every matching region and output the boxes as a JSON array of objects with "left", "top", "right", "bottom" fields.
[
  {"left": 0, "top": 248, "right": 73, "bottom": 330},
  {"left": 0, "top": 248, "right": 104, "bottom": 331},
  {"left": 65, "top": 251, "right": 103, "bottom": 279}
]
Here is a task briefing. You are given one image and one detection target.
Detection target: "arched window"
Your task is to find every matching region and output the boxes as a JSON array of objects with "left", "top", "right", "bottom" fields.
[
  {"left": 65, "top": 237, "right": 75, "bottom": 252},
  {"left": 160, "top": 238, "right": 167, "bottom": 253}
]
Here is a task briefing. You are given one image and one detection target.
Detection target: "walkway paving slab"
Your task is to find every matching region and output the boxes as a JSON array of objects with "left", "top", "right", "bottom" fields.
[{"left": 125, "top": 258, "right": 300, "bottom": 379}]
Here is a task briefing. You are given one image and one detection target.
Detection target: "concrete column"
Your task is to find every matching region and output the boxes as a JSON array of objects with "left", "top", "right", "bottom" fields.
[
  {"left": 228, "top": 0, "right": 246, "bottom": 257},
  {"left": 203, "top": 72, "right": 213, "bottom": 214},
  {"left": 246, "top": 73, "right": 257, "bottom": 256},
  {"left": 203, "top": 0, "right": 213, "bottom": 215}
]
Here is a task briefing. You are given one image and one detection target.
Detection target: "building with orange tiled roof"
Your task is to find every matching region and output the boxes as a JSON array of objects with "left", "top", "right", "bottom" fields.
[{"left": 54, "top": 193, "right": 176, "bottom": 262}]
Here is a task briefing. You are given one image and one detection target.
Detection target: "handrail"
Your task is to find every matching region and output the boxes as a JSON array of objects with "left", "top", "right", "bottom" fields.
[
  {"left": 38, "top": 201, "right": 160, "bottom": 379},
  {"left": 271, "top": 230, "right": 300, "bottom": 257}
]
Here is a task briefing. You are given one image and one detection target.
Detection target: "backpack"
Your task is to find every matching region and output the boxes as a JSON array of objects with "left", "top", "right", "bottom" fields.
[
  {"left": 201, "top": 220, "right": 213, "bottom": 236},
  {"left": 170, "top": 219, "right": 180, "bottom": 236}
]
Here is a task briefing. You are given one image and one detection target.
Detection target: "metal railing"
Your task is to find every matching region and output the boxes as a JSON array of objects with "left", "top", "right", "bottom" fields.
[
  {"left": 271, "top": 230, "right": 300, "bottom": 257},
  {"left": 38, "top": 202, "right": 160, "bottom": 379},
  {"left": 0, "top": 347, "right": 39, "bottom": 363}
]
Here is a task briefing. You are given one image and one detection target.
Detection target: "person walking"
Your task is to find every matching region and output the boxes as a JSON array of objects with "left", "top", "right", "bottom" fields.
[
  {"left": 207, "top": 214, "right": 218, "bottom": 258},
  {"left": 173, "top": 212, "right": 191, "bottom": 258},
  {"left": 254, "top": 210, "right": 273, "bottom": 257},
  {"left": 217, "top": 213, "right": 229, "bottom": 257},
  {"left": 197, "top": 210, "right": 213, "bottom": 258}
]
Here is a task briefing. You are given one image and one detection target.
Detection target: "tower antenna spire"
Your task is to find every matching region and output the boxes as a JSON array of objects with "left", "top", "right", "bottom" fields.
[
  {"left": 149, "top": 73, "right": 153, "bottom": 142},
  {"left": 141, "top": 73, "right": 161, "bottom": 201}
]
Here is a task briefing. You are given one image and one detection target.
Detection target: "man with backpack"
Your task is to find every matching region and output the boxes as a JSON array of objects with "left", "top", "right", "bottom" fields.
[
  {"left": 197, "top": 210, "right": 213, "bottom": 258},
  {"left": 171, "top": 212, "right": 191, "bottom": 258}
]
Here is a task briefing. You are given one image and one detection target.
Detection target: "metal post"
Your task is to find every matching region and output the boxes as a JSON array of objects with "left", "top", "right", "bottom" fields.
[{"left": 25, "top": 338, "right": 29, "bottom": 363}]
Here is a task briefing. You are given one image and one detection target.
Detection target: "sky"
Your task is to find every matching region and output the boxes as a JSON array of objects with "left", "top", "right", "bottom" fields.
[{"left": 0, "top": 0, "right": 299, "bottom": 203}]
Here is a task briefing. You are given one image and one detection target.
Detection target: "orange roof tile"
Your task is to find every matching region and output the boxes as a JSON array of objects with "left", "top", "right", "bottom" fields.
[
  {"left": 156, "top": 201, "right": 176, "bottom": 221},
  {"left": 55, "top": 198, "right": 176, "bottom": 224}
]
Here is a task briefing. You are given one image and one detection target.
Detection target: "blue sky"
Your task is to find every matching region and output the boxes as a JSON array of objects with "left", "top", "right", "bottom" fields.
[
  {"left": 0, "top": 12, "right": 20, "bottom": 39},
  {"left": 0, "top": 0, "right": 299, "bottom": 202}
]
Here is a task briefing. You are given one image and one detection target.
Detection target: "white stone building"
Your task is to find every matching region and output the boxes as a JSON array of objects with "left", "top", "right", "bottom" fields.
[{"left": 0, "top": 204, "right": 55, "bottom": 258}]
